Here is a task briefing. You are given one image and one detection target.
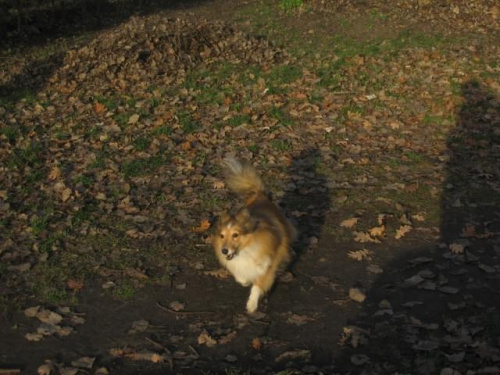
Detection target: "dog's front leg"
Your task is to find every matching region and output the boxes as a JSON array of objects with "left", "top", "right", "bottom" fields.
[
  {"left": 246, "top": 285, "right": 262, "bottom": 313},
  {"left": 234, "top": 276, "right": 251, "bottom": 287}
]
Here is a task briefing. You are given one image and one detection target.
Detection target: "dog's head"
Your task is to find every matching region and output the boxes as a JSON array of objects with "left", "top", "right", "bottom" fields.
[{"left": 212, "top": 209, "right": 257, "bottom": 261}]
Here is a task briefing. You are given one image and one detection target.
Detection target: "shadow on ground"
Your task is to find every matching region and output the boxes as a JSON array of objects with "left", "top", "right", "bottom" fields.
[
  {"left": 0, "top": 0, "right": 214, "bottom": 106},
  {"left": 333, "top": 81, "right": 500, "bottom": 374},
  {"left": 0, "top": 0, "right": 212, "bottom": 48}
]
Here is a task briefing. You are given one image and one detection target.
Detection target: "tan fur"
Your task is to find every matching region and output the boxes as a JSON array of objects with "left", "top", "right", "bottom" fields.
[{"left": 212, "top": 157, "right": 296, "bottom": 313}]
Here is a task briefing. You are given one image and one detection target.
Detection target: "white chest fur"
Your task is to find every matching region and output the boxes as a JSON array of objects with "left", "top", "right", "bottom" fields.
[{"left": 226, "top": 244, "right": 270, "bottom": 286}]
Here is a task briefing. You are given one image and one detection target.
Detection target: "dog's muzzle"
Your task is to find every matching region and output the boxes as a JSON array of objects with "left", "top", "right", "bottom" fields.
[{"left": 222, "top": 248, "right": 235, "bottom": 261}]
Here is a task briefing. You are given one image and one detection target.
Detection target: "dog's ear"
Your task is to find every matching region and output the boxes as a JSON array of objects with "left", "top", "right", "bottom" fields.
[
  {"left": 238, "top": 209, "right": 259, "bottom": 233},
  {"left": 219, "top": 211, "right": 233, "bottom": 225},
  {"left": 239, "top": 208, "right": 251, "bottom": 220}
]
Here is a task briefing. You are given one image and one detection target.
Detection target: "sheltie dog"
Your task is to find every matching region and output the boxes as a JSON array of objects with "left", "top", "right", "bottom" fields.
[{"left": 212, "top": 157, "right": 296, "bottom": 313}]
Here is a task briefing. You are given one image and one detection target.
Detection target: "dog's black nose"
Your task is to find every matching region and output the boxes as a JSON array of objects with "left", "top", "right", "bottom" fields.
[{"left": 222, "top": 248, "right": 228, "bottom": 255}]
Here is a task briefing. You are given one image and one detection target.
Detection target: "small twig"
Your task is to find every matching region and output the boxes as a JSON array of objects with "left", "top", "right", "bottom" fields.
[
  {"left": 144, "top": 337, "right": 173, "bottom": 370},
  {"left": 250, "top": 319, "right": 271, "bottom": 325},
  {"left": 145, "top": 337, "right": 172, "bottom": 355},
  {"left": 157, "top": 302, "right": 215, "bottom": 315},
  {"left": 462, "top": 0, "right": 479, "bottom": 26},
  {"left": 188, "top": 345, "right": 200, "bottom": 358},
  {"left": 331, "top": 91, "right": 354, "bottom": 95}
]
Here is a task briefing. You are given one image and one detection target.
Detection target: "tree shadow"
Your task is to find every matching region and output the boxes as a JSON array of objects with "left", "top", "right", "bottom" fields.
[
  {"left": 333, "top": 81, "right": 500, "bottom": 373},
  {"left": 0, "top": 0, "right": 216, "bottom": 108},
  {"left": 0, "top": 0, "right": 212, "bottom": 49}
]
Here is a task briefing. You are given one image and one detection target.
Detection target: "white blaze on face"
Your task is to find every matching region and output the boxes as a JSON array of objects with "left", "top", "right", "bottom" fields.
[{"left": 222, "top": 222, "right": 236, "bottom": 260}]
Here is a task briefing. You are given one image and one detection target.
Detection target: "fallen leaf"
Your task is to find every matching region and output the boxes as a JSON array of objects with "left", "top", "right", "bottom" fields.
[
  {"left": 71, "top": 357, "right": 95, "bottom": 369},
  {"left": 251, "top": 337, "right": 262, "bottom": 350},
  {"left": 349, "top": 287, "right": 366, "bottom": 303},
  {"left": 219, "top": 331, "right": 237, "bottom": 344},
  {"left": 348, "top": 249, "right": 373, "bottom": 261},
  {"left": 58, "top": 368, "right": 78, "bottom": 375},
  {"left": 340, "top": 217, "right": 358, "bottom": 228},
  {"left": 168, "top": 301, "right": 185, "bottom": 312},
  {"left": 128, "top": 114, "right": 140, "bottom": 124},
  {"left": 275, "top": 349, "right": 311, "bottom": 362},
  {"left": 128, "top": 320, "right": 149, "bottom": 334},
  {"left": 203, "top": 268, "right": 230, "bottom": 279},
  {"left": 213, "top": 180, "right": 225, "bottom": 189},
  {"left": 412, "top": 213, "right": 426, "bottom": 222},
  {"left": 403, "top": 274, "right": 425, "bottom": 287},
  {"left": 351, "top": 354, "right": 370, "bottom": 366},
  {"left": 377, "top": 214, "right": 387, "bottom": 225},
  {"left": 191, "top": 219, "right": 211, "bottom": 233},
  {"left": 198, "top": 330, "right": 217, "bottom": 347},
  {"left": 368, "top": 225, "right": 385, "bottom": 238},
  {"left": 353, "top": 231, "right": 381, "bottom": 244},
  {"left": 61, "top": 188, "right": 72, "bottom": 202},
  {"left": 38, "top": 361, "right": 54, "bottom": 375},
  {"left": 25, "top": 332, "right": 44, "bottom": 341},
  {"left": 48, "top": 167, "right": 61, "bottom": 180},
  {"left": 412, "top": 340, "right": 439, "bottom": 351},
  {"left": 66, "top": 279, "right": 84, "bottom": 292},
  {"left": 24, "top": 306, "right": 40, "bottom": 318},
  {"left": 445, "top": 351, "right": 465, "bottom": 363},
  {"left": 36, "top": 310, "right": 63, "bottom": 325},
  {"left": 449, "top": 243, "right": 465, "bottom": 254},
  {"left": 286, "top": 313, "right": 315, "bottom": 326},
  {"left": 395, "top": 225, "right": 412, "bottom": 239},
  {"left": 93, "top": 101, "right": 106, "bottom": 114}
]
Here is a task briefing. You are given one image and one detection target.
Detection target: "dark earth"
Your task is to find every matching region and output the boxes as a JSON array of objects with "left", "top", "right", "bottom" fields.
[{"left": 0, "top": 0, "right": 499, "bottom": 374}]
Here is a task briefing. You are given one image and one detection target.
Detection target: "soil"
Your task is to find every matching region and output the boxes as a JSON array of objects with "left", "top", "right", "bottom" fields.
[{"left": 0, "top": 1, "right": 499, "bottom": 374}]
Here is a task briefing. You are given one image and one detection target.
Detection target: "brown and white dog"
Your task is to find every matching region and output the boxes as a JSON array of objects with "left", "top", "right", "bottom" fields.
[{"left": 212, "top": 157, "right": 296, "bottom": 313}]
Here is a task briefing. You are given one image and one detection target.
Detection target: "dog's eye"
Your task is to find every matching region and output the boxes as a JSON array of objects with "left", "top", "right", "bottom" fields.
[
  {"left": 232, "top": 233, "right": 239, "bottom": 238},
  {"left": 220, "top": 234, "right": 224, "bottom": 239}
]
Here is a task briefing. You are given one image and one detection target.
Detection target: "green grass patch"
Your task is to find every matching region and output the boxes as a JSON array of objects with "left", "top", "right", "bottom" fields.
[
  {"left": 227, "top": 114, "right": 251, "bottom": 127},
  {"left": 114, "top": 112, "right": 130, "bottom": 128},
  {"left": 404, "top": 151, "right": 425, "bottom": 164},
  {"left": 271, "top": 139, "right": 292, "bottom": 151},
  {"left": 269, "top": 64, "right": 302, "bottom": 85},
  {"left": 178, "top": 111, "right": 201, "bottom": 133},
  {"left": 153, "top": 125, "right": 173, "bottom": 136},
  {"left": 280, "top": 0, "right": 303, "bottom": 11},
  {"left": 269, "top": 106, "right": 294, "bottom": 127},
  {"left": 113, "top": 279, "right": 138, "bottom": 300},
  {"left": 133, "top": 136, "right": 151, "bottom": 151},
  {"left": 316, "top": 66, "right": 342, "bottom": 89},
  {"left": 73, "top": 174, "right": 93, "bottom": 188},
  {"left": 28, "top": 263, "right": 77, "bottom": 305},
  {"left": 72, "top": 205, "right": 96, "bottom": 227},
  {"left": 89, "top": 154, "right": 106, "bottom": 169},
  {"left": 248, "top": 144, "right": 259, "bottom": 153},
  {"left": 122, "top": 155, "right": 166, "bottom": 178},
  {"left": 1, "top": 125, "right": 20, "bottom": 144},
  {"left": 30, "top": 214, "right": 50, "bottom": 235},
  {"left": 95, "top": 95, "right": 121, "bottom": 111},
  {"left": 8, "top": 142, "right": 43, "bottom": 169}
]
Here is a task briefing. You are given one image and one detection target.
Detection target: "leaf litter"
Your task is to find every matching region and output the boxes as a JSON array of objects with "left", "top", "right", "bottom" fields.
[{"left": 0, "top": 1, "right": 499, "bottom": 374}]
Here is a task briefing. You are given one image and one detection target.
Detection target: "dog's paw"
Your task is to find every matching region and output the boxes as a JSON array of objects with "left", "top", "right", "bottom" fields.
[{"left": 246, "top": 299, "right": 258, "bottom": 314}]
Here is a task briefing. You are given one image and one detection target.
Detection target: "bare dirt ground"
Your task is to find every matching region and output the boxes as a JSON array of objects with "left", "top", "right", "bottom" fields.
[{"left": 0, "top": 0, "right": 499, "bottom": 374}]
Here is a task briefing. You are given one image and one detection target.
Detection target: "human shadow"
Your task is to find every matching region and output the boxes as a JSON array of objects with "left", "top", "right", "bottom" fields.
[
  {"left": 333, "top": 81, "right": 500, "bottom": 374},
  {"left": 280, "top": 147, "right": 331, "bottom": 268}
]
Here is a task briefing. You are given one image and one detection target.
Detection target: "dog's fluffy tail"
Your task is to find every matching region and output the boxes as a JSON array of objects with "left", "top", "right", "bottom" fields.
[{"left": 223, "top": 157, "right": 265, "bottom": 202}]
